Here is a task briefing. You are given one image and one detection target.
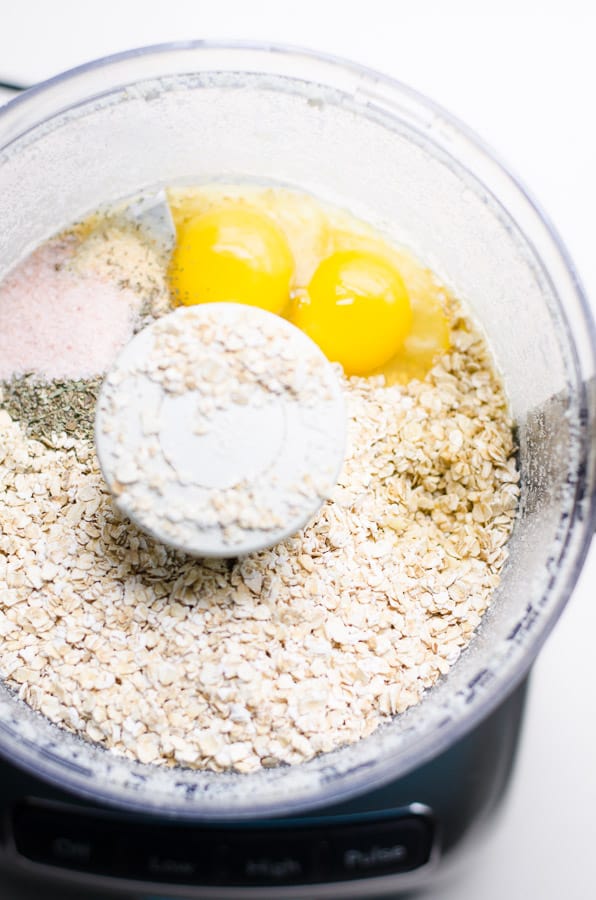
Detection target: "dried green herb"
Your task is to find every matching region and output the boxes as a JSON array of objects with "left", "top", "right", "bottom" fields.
[{"left": 0, "top": 374, "right": 102, "bottom": 443}]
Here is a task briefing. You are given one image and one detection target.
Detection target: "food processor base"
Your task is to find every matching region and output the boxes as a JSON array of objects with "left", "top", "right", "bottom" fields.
[{"left": 0, "top": 678, "right": 527, "bottom": 899}]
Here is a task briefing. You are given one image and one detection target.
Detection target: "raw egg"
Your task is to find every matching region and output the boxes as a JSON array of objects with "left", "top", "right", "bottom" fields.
[
  {"left": 290, "top": 250, "right": 412, "bottom": 376},
  {"left": 169, "top": 206, "right": 294, "bottom": 313},
  {"left": 328, "top": 230, "right": 450, "bottom": 383}
]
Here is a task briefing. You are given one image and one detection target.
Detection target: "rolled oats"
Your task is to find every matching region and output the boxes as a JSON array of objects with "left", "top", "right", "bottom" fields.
[{"left": 0, "top": 289, "right": 520, "bottom": 774}]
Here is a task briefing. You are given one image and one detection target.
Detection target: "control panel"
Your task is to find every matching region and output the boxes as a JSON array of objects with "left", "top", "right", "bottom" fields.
[{"left": 12, "top": 800, "right": 434, "bottom": 887}]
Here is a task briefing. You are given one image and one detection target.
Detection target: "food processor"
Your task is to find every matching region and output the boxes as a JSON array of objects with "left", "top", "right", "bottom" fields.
[{"left": 0, "top": 42, "right": 594, "bottom": 899}]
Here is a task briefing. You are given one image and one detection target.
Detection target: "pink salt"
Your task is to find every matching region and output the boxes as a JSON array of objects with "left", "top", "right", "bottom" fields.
[{"left": 0, "top": 238, "right": 141, "bottom": 380}]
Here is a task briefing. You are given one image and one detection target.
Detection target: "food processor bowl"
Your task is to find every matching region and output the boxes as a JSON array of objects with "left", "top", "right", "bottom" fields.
[{"left": 0, "top": 42, "right": 594, "bottom": 824}]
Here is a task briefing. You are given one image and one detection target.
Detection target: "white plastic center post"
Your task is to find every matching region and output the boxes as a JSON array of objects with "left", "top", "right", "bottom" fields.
[{"left": 95, "top": 303, "right": 346, "bottom": 557}]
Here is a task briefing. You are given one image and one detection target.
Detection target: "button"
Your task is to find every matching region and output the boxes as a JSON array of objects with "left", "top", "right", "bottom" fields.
[
  {"left": 221, "top": 831, "right": 316, "bottom": 886},
  {"left": 323, "top": 816, "right": 433, "bottom": 881},
  {"left": 13, "top": 803, "right": 113, "bottom": 874},
  {"left": 115, "top": 830, "right": 218, "bottom": 884},
  {"left": 50, "top": 835, "right": 93, "bottom": 864}
]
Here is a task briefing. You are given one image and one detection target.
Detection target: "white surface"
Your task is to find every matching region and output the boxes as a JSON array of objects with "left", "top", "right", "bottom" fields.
[{"left": 0, "top": 2, "right": 595, "bottom": 898}]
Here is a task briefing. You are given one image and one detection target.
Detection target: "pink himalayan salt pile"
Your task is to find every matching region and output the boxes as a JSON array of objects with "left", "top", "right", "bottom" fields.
[{"left": 0, "top": 238, "right": 142, "bottom": 380}]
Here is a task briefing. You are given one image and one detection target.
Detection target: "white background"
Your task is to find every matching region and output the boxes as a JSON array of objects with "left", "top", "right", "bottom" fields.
[{"left": 0, "top": 2, "right": 595, "bottom": 898}]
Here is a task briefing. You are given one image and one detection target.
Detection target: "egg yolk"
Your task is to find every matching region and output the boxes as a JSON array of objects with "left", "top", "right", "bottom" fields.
[
  {"left": 169, "top": 206, "right": 294, "bottom": 314},
  {"left": 327, "top": 230, "right": 450, "bottom": 383},
  {"left": 290, "top": 250, "right": 412, "bottom": 376}
]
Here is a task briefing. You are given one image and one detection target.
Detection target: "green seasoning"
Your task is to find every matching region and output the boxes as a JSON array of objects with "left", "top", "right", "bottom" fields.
[{"left": 0, "top": 374, "right": 102, "bottom": 444}]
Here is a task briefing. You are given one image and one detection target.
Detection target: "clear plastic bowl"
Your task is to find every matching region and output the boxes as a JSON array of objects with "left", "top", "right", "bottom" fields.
[{"left": 0, "top": 41, "right": 594, "bottom": 821}]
